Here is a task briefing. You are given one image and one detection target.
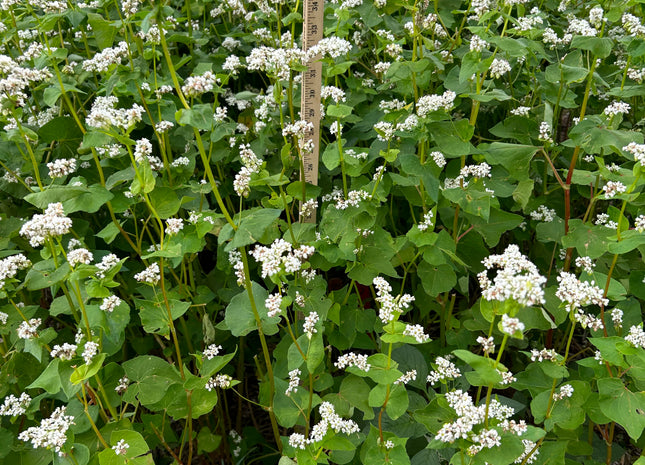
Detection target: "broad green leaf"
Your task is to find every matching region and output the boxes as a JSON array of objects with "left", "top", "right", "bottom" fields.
[
  {"left": 418, "top": 262, "right": 456, "bottom": 297},
  {"left": 598, "top": 377, "right": 645, "bottom": 440},
  {"left": 223, "top": 208, "right": 282, "bottom": 251},
  {"left": 224, "top": 281, "right": 280, "bottom": 337}
]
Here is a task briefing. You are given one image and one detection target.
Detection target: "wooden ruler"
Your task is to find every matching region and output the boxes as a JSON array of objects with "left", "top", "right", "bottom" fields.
[{"left": 299, "top": 0, "right": 323, "bottom": 223}]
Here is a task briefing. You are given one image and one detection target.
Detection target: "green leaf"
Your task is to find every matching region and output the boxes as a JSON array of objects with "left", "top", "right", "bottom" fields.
[
  {"left": 70, "top": 353, "right": 106, "bottom": 384},
  {"left": 224, "top": 208, "right": 282, "bottom": 251},
  {"left": 25, "top": 261, "right": 70, "bottom": 291},
  {"left": 453, "top": 349, "right": 504, "bottom": 386},
  {"left": 469, "top": 208, "right": 524, "bottom": 247},
  {"left": 418, "top": 262, "right": 456, "bottom": 297},
  {"left": 148, "top": 187, "right": 181, "bottom": 219},
  {"left": 570, "top": 36, "right": 614, "bottom": 58},
  {"left": 339, "top": 375, "right": 374, "bottom": 420},
  {"left": 224, "top": 282, "right": 280, "bottom": 337},
  {"left": 483, "top": 143, "right": 540, "bottom": 181},
  {"left": 176, "top": 104, "right": 214, "bottom": 131},
  {"left": 87, "top": 13, "right": 117, "bottom": 49},
  {"left": 27, "top": 358, "right": 62, "bottom": 394},
  {"left": 135, "top": 298, "right": 190, "bottom": 336},
  {"left": 38, "top": 117, "right": 83, "bottom": 144},
  {"left": 598, "top": 377, "right": 645, "bottom": 440}
]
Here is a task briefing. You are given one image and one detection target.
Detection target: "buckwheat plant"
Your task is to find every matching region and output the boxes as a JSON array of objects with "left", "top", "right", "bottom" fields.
[{"left": 1, "top": 0, "right": 645, "bottom": 464}]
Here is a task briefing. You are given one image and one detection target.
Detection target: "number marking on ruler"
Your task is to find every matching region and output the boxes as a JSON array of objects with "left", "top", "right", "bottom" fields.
[{"left": 300, "top": 0, "right": 323, "bottom": 222}]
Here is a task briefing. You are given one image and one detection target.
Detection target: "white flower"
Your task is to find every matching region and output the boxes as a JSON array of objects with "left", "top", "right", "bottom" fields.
[
  {"left": 538, "top": 122, "right": 553, "bottom": 142},
  {"left": 530, "top": 205, "right": 556, "bottom": 222},
  {"left": 86, "top": 96, "right": 143, "bottom": 130},
  {"left": 373, "top": 276, "right": 415, "bottom": 324},
  {"left": 82, "top": 42, "right": 128, "bottom": 72},
  {"left": 489, "top": 58, "right": 511, "bottom": 78},
  {"left": 427, "top": 356, "right": 461, "bottom": 385},
  {"left": 515, "top": 440, "right": 539, "bottom": 464},
  {"left": 603, "top": 101, "right": 630, "bottom": 117},
  {"left": 96, "top": 253, "right": 120, "bottom": 279},
  {"left": 112, "top": 439, "right": 129, "bottom": 456},
  {"left": 553, "top": 384, "right": 574, "bottom": 400},
  {"left": 623, "top": 142, "right": 645, "bottom": 164},
  {"left": 603, "top": 181, "right": 626, "bottom": 198},
  {"left": 417, "top": 212, "right": 434, "bottom": 232},
  {"left": 285, "top": 368, "right": 301, "bottom": 396},
  {"left": 625, "top": 325, "right": 645, "bottom": 348},
  {"left": 134, "top": 263, "right": 160, "bottom": 285},
  {"left": 50, "top": 343, "right": 77, "bottom": 361},
  {"left": 115, "top": 377, "right": 129, "bottom": 394},
  {"left": 634, "top": 215, "right": 645, "bottom": 232},
  {"left": 67, "top": 248, "right": 93, "bottom": 267},
  {"left": 303, "top": 312, "right": 318, "bottom": 338},
  {"left": 165, "top": 218, "right": 184, "bottom": 235},
  {"left": 477, "top": 336, "right": 495, "bottom": 354},
  {"left": 265, "top": 293, "right": 282, "bottom": 318},
  {"left": 82, "top": 341, "right": 99, "bottom": 364},
  {"left": 575, "top": 256, "right": 595, "bottom": 274},
  {"left": 510, "top": 106, "right": 531, "bottom": 116},
  {"left": 478, "top": 244, "right": 546, "bottom": 307},
  {"left": 18, "top": 406, "right": 75, "bottom": 455},
  {"left": 417, "top": 90, "right": 456, "bottom": 117},
  {"left": 205, "top": 374, "right": 233, "bottom": 390},
  {"left": 403, "top": 324, "right": 430, "bottom": 343},
  {"left": 394, "top": 369, "right": 417, "bottom": 385},
  {"left": 470, "top": 35, "right": 489, "bottom": 52},
  {"left": 335, "top": 352, "right": 371, "bottom": 372},
  {"left": 20, "top": 203, "right": 73, "bottom": 247},
  {"left": 501, "top": 314, "right": 525, "bottom": 336},
  {"left": 203, "top": 344, "right": 222, "bottom": 360},
  {"left": 611, "top": 308, "right": 623, "bottom": 328},
  {"left": 47, "top": 159, "right": 76, "bottom": 178},
  {"left": 555, "top": 271, "right": 608, "bottom": 310},
  {"left": 100, "top": 295, "right": 122, "bottom": 313},
  {"left": 0, "top": 254, "right": 31, "bottom": 289},
  {"left": 17, "top": 318, "right": 41, "bottom": 339},
  {"left": 430, "top": 151, "right": 446, "bottom": 168},
  {"left": 0, "top": 392, "right": 31, "bottom": 416},
  {"left": 181, "top": 71, "right": 217, "bottom": 97}
]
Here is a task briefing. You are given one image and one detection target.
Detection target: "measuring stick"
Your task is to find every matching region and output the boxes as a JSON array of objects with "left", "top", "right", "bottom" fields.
[{"left": 299, "top": 0, "right": 323, "bottom": 223}]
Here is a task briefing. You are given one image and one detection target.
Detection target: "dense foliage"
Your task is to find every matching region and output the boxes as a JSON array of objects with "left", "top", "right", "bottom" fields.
[{"left": 1, "top": 0, "right": 645, "bottom": 464}]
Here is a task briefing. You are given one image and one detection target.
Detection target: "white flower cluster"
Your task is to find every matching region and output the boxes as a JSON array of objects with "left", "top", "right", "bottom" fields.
[
  {"left": 165, "top": 218, "right": 184, "bottom": 235},
  {"left": 321, "top": 190, "right": 372, "bottom": 210},
  {"left": 264, "top": 293, "right": 282, "bottom": 318},
  {"left": 288, "top": 402, "right": 359, "bottom": 449},
  {"left": 50, "top": 343, "right": 77, "bottom": 361},
  {"left": 628, "top": 67, "right": 645, "bottom": 83},
  {"left": 250, "top": 239, "right": 314, "bottom": 278},
  {"left": 96, "top": 253, "right": 121, "bottom": 279},
  {"left": 134, "top": 263, "right": 160, "bottom": 285},
  {"left": 603, "top": 181, "right": 626, "bottom": 198},
  {"left": 489, "top": 58, "right": 511, "bottom": 78},
  {"left": 595, "top": 213, "right": 617, "bottom": 229},
  {"left": 181, "top": 71, "right": 217, "bottom": 97},
  {"left": 206, "top": 374, "right": 233, "bottom": 390},
  {"left": 20, "top": 203, "right": 72, "bottom": 247},
  {"left": 611, "top": 308, "right": 623, "bottom": 328},
  {"left": 623, "top": 142, "right": 645, "bottom": 164},
  {"left": 82, "top": 41, "right": 128, "bottom": 72},
  {"left": 0, "top": 392, "right": 31, "bottom": 416},
  {"left": 477, "top": 336, "right": 495, "bottom": 354},
  {"left": 603, "top": 101, "right": 630, "bottom": 117},
  {"left": 625, "top": 325, "right": 645, "bottom": 348},
  {"left": 115, "top": 377, "right": 129, "bottom": 394},
  {"left": 247, "top": 46, "right": 305, "bottom": 81},
  {"left": 100, "top": 295, "right": 122, "bottom": 313},
  {"left": 530, "top": 205, "right": 556, "bottom": 222},
  {"left": 285, "top": 368, "right": 300, "bottom": 396},
  {"left": 373, "top": 276, "right": 415, "bottom": 324},
  {"left": 538, "top": 122, "right": 553, "bottom": 142},
  {"left": 634, "top": 215, "right": 645, "bottom": 232},
  {"left": 0, "top": 312, "right": 7, "bottom": 325},
  {"left": 470, "top": 35, "right": 489, "bottom": 52},
  {"left": 303, "top": 312, "right": 319, "bottom": 338},
  {"left": 17, "top": 318, "right": 41, "bottom": 339},
  {"left": 511, "top": 106, "right": 531, "bottom": 116},
  {"left": 306, "top": 37, "right": 352, "bottom": 61},
  {"left": 431, "top": 151, "right": 446, "bottom": 168},
  {"left": 82, "top": 341, "right": 99, "bottom": 364},
  {"left": 47, "top": 158, "right": 76, "bottom": 178},
  {"left": 530, "top": 348, "right": 558, "bottom": 362},
  {"left": 460, "top": 163, "right": 492, "bottom": 179},
  {"left": 622, "top": 13, "right": 645, "bottom": 37},
  {"left": 403, "top": 323, "right": 430, "bottom": 343},
  {"left": 515, "top": 439, "right": 539, "bottom": 464},
  {"left": 416, "top": 90, "right": 456, "bottom": 117},
  {"left": 234, "top": 144, "right": 263, "bottom": 197},
  {"left": 417, "top": 211, "right": 434, "bottom": 231},
  {"left": 478, "top": 244, "right": 546, "bottom": 307},
  {"left": 18, "top": 406, "right": 75, "bottom": 456},
  {"left": 321, "top": 85, "right": 346, "bottom": 103},
  {"left": 112, "top": 439, "right": 130, "bottom": 456},
  {"left": 67, "top": 248, "right": 93, "bottom": 267},
  {"left": 335, "top": 352, "right": 371, "bottom": 372},
  {"left": 501, "top": 314, "right": 525, "bottom": 336},
  {"left": 555, "top": 271, "right": 608, "bottom": 310},
  {"left": 394, "top": 369, "right": 417, "bottom": 385},
  {"left": 203, "top": 344, "right": 222, "bottom": 360},
  {"left": 436, "top": 390, "right": 522, "bottom": 452},
  {"left": 553, "top": 384, "right": 574, "bottom": 401},
  {"left": 86, "top": 96, "right": 144, "bottom": 130},
  {"left": 567, "top": 18, "right": 597, "bottom": 37},
  {"left": 427, "top": 356, "right": 461, "bottom": 385},
  {"left": 575, "top": 256, "right": 595, "bottom": 274},
  {"left": 0, "top": 253, "right": 31, "bottom": 289}
]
